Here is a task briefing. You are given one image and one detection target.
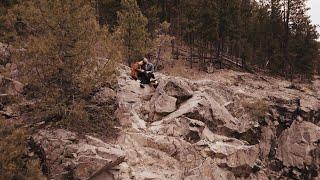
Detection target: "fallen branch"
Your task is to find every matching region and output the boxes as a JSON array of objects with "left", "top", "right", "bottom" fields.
[{"left": 88, "top": 156, "right": 125, "bottom": 180}]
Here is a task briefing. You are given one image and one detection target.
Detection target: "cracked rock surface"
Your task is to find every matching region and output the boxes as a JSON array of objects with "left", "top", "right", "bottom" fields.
[{"left": 33, "top": 66, "right": 320, "bottom": 179}]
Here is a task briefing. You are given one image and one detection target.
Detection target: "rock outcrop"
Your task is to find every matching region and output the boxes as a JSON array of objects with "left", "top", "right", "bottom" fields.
[
  {"left": 0, "top": 76, "right": 24, "bottom": 119},
  {"left": 32, "top": 129, "right": 126, "bottom": 179},
  {"left": 276, "top": 121, "right": 320, "bottom": 169},
  {"left": 32, "top": 66, "right": 320, "bottom": 179},
  {"left": 0, "top": 75, "right": 24, "bottom": 95}
]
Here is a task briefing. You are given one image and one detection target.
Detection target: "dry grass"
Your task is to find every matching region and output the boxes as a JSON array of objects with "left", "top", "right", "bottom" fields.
[
  {"left": 0, "top": 118, "right": 44, "bottom": 180},
  {"left": 159, "top": 59, "right": 209, "bottom": 80},
  {"left": 242, "top": 99, "right": 269, "bottom": 118},
  {"left": 56, "top": 99, "right": 120, "bottom": 140}
]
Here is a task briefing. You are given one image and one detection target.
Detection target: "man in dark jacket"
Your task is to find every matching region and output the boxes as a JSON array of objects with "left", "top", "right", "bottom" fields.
[
  {"left": 142, "top": 58, "right": 155, "bottom": 80},
  {"left": 139, "top": 58, "right": 158, "bottom": 88}
]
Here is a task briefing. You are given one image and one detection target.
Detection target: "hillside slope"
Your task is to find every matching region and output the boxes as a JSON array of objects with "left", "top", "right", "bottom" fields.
[{"left": 31, "top": 65, "right": 320, "bottom": 179}]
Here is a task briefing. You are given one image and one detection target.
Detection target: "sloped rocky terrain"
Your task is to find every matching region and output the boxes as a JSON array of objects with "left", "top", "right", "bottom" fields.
[{"left": 12, "top": 65, "right": 320, "bottom": 179}]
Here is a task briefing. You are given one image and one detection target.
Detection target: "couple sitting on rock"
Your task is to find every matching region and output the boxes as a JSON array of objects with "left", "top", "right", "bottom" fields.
[{"left": 131, "top": 58, "right": 159, "bottom": 88}]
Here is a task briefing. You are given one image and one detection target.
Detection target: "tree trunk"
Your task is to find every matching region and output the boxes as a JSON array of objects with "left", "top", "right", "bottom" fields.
[
  {"left": 284, "top": 0, "right": 291, "bottom": 79},
  {"left": 128, "top": 24, "right": 132, "bottom": 66},
  {"left": 190, "top": 33, "right": 194, "bottom": 69},
  {"left": 155, "top": 47, "right": 161, "bottom": 71}
]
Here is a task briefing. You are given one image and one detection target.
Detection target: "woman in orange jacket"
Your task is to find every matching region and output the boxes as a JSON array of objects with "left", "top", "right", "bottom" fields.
[{"left": 130, "top": 60, "right": 145, "bottom": 80}]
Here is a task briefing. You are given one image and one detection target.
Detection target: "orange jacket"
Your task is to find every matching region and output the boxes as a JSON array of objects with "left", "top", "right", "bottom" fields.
[{"left": 131, "top": 62, "right": 142, "bottom": 80}]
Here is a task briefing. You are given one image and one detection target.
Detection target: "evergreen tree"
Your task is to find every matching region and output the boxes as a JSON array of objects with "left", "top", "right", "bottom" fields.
[
  {"left": 2, "top": 0, "right": 319, "bottom": 79},
  {"left": 137, "top": 0, "right": 162, "bottom": 38},
  {"left": 151, "top": 21, "right": 174, "bottom": 70},
  {"left": 8, "top": 0, "right": 120, "bottom": 126},
  {"left": 96, "top": 0, "right": 121, "bottom": 27},
  {"left": 116, "top": 0, "right": 149, "bottom": 65},
  {"left": 0, "top": 0, "right": 19, "bottom": 43}
]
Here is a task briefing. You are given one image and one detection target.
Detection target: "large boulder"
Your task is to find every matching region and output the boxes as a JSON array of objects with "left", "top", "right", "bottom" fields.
[
  {"left": 184, "top": 158, "right": 237, "bottom": 180},
  {"left": 162, "top": 78, "right": 193, "bottom": 103},
  {"left": 0, "top": 75, "right": 24, "bottom": 95},
  {"left": 195, "top": 139, "right": 259, "bottom": 177},
  {"left": 148, "top": 77, "right": 193, "bottom": 121},
  {"left": 153, "top": 93, "right": 204, "bottom": 125},
  {"left": 276, "top": 121, "right": 320, "bottom": 169},
  {"left": 33, "top": 129, "right": 125, "bottom": 180},
  {"left": 115, "top": 132, "right": 186, "bottom": 180},
  {"left": 154, "top": 93, "right": 177, "bottom": 114},
  {"left": 152, "top": 92, "right": 241, "bottom": 136},
  {"left": 0, "top": 76, "right": 23, "bottom": 119}
]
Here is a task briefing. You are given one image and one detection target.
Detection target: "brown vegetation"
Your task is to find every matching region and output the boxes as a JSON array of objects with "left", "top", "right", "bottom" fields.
[
  {"left": 242, "top": 99, "right": 269, "bottom": 119},
  {"left": 5, "top": 0, "right": 121, "bottom": 135},
  {"left": 0, "top": 119, "right": 44, "bottom": 180}
]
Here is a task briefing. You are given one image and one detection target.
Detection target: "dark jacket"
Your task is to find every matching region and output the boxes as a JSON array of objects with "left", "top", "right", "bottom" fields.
[{"left": 144, "top": 63, "right": 154, "bottom": 74}]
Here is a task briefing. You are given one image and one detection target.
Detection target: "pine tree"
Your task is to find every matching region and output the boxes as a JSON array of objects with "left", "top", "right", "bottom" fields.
[
  {"left": 281, "top": 0, "right": 318, "bottom": 79},
  {"left": 0, "top": 0, "right": 19, "bottom": 44},
  {"left": 151, "top": 21, "right": 174, "bottom": 70},
  {"left": 0, "top": 119, "right": 44, "bottom": 179},
  {"left": 137, "top": 0, "right": 162, "bottom": 38},
  {"left": 96, "top": 0, "right": 121, "bottom": 27},
  {"left": 8, "top": 0, "right": 120, "bottom": 125},
  {"left": 116, "top": 0, "right": 149, "bottom": 65}
]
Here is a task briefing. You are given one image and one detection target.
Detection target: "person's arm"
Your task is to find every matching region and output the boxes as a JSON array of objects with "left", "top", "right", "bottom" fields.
[
  {"left": 137, "top": 67, "right": 144, "bottom": 73},
  {"left": 137, "top": 62, "right": 145, "bottom": 73}
]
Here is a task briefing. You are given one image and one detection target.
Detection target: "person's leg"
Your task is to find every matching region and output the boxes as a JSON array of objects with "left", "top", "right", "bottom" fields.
[
  {"left": 145, "top": 72, "right": 154, "bottom": 83},
  {"left": 140, "top": 72, "right": 150, "bottom": 84},
  {"left": 148, "top": 73, "right": 155, "bottom": 79},
  {"left": 147, "top": 73, "right": 158, "bottom": 88},
  {"left": 137, "top": 72, "right": 145, "bottom": 88},
  {"left": 150, "top": 80, "right": 159, "bottom": 88}
]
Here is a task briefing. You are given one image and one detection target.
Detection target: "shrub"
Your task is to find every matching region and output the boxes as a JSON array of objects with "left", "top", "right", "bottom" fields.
[
  {"left": 0, "top": 119, "right": 44, "bottom": 179},
  {"left": 116, "top": 0, "right": 149, "bottom": 65},
  {"left": 7, "top": 0, "right": 121, "bottom": 134},
  {"left": 242, "top": 99, "right": 269, "bottom": 119}
]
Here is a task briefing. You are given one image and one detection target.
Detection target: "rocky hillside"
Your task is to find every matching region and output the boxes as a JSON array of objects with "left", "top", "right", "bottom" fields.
[{"left": 14, "top": 65, "right": 320, "bottom": 179}]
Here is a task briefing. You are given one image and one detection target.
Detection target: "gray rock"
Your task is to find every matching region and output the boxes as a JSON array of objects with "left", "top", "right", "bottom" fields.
[
  {"left": 276, "top": 121, "right": 320, "bottom": 169},
  {"left": 0, "top": 75, "right": 24, "bottom": 95},
  {"left": 31, "top": 65, "right": 320, "bottom": 180},
  {"left": 33, "top": 129, "right": 125, "bottom": 180},
  {"left": 163, "top": 78, "right": 193, "bottom": 102},
  {"left": 155, "top": 93, "right": 177, "bottom": 114}
]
